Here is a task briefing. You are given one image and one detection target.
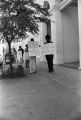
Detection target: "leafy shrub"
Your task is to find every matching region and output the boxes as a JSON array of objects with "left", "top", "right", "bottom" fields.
[
  {"left": 1, "top": 65, "right": 24, "bottom": 78},
  {"left": 16, "top": 65, "right": 24, "bottom": 75}
]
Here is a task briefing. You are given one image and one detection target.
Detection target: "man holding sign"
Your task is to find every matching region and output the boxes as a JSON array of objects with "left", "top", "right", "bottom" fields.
[
  {"left": 44, "top": 34, "right": 54, "bottom": 73},
  {"left": 28, "top": 38, "right": 38, "bottom": 73}
]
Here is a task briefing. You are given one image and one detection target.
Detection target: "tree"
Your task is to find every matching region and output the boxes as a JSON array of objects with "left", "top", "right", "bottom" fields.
[{"left": 0, "top": 0, "right": 49, "bottom": 70}]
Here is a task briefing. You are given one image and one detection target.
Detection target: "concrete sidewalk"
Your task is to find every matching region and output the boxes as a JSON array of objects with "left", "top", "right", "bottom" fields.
[{"left": 0, "top": 61, "right": 81, "bottom": 120}]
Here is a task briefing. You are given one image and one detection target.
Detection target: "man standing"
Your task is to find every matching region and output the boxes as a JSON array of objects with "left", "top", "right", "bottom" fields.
[
  {"left": 45, "top": 34, "right": 54, "bottom": 72},
  {"left": 17, "top": 46, "right": 24, "bottom": 63},
  {"left": 28, "top": 38, "right": 36, "bottom": 74},
  {"left": 24, "top": 44, "right": 29, "bottom": 68},
  {"left": 12, "top": 47, "right": 17, "bottom": 63}
]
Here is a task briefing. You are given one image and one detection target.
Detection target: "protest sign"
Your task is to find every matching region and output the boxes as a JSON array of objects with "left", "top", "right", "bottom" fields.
[
  {"left": 28, "top": 41, "right": 40, "bottom": 56},
  {"left": 17, "top": 51, "right": 22, "bottom": 62},
  {"left": 41, "top": 43, "right": 54, "bottom": 55}
]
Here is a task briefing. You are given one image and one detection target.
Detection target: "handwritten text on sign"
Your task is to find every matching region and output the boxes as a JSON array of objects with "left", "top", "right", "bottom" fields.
[
  {"left": 17, "top": 51, "right": 22, "bottom": 60},
  {"left": 28, "top": 41, "right": 39, "bottom": 56},
  {"left": 41, "top": 43, "right": 54, "bottom": 55}
]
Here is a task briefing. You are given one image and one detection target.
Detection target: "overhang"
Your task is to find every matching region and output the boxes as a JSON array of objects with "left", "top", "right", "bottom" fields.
[{"left": 59, "top": 0, "right": 74, "bottom": 10}]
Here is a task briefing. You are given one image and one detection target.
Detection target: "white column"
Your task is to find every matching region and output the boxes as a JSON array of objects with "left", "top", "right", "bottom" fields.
[
  {"left": 40, "top": 22, "right": 47, "bottom": 61},
  {"left": 50, "top": 0, "right": 64, "bottom": 64},
  {"left": 50, "top": 0, "right": 63, "bottom": 64},
  {"left": 53, "top": 8, "right": 64, "bottom": 64},
  {"left": 40, "top": 22, "right": 47, "bottom": 43},
  {"left": 78, "top": 0, "right": 81, "bottom": 69},
  {"left": 51, "top": 14, "right": 58, "bottom": 64}
]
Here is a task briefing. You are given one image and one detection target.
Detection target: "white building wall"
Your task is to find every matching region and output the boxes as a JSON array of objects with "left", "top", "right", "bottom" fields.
[
  {"left": 55, "top": 10, "right": 64, "bottom": 64},
  {"left": 50, "top": 8, "right": 64, "bottom": 64},
  {"left": 50, "top": 1, "right": 79, "bottom": 64},
  {"left": 62, "top": 7, "right": 79, "bottom": 63},
  {"left": 49, "top": 0, "right": 65, "bottom": 64},
  {"left": 51, "top": 14, "right": 57, "bottom": 63},
  {"left": 78, "top": 0, "right": 81, "bottom": 69},
  {"left": 39, "top": 22, "right": 47, "bottom": 61},
  {"left": 38, "top": 0, "right": 81, "bottom": 66}
]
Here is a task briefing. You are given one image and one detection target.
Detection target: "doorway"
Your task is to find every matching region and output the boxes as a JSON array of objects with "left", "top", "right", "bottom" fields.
[{"left": 62, "top": 4, "right": 79, "bottom": 69}]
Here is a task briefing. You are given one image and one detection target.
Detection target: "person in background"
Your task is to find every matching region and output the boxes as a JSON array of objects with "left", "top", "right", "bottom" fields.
[
  {"left": 12, "top": 47, "right": 17, "bottom": 63},
  {"left": 24, "top": 44, "right": 29, "bottom": 68},
  {"left": 29, "top": 38, "right": 36, "bottom": 74},
  {"left": 45, "top": 34, "right": 54, "bottom": 73},
  {"left": 18, "top": 46, "right": 24, "bottom": 63}
]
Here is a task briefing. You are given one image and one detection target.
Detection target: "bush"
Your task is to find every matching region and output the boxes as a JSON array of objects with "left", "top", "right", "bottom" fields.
[
  {"left": 16, "top": 65, "right": 24, "bottom": 75},
  {"left": 1, "top": 65, "right": 25, "bottom": 78}
]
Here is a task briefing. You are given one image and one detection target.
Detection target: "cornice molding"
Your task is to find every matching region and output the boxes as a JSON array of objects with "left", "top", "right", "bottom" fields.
[
  {"left": 59, "top": 0, "right": 73, "bottom": 10},
  {"left": 49, "top": 4, "right": 60, "bottom": 13},
  {"left": 49, "top": 0, "right": 74, "bottom": 13}
]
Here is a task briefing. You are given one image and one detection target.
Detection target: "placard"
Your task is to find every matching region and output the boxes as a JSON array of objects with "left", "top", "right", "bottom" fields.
[
  {"left": 28, "top": 41, "right": 40, "bottom": 56},
  {"left": 41, "top": 43, "right": 54, "bottom": 55},
  {"left": 17, "top": 51, "right": 22, "bottom": 61}
]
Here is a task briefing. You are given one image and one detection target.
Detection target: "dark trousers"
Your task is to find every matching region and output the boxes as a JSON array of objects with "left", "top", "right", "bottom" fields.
[
  {"left": 45, "top": 55, "right": 54, "bottom": 72},
  {"left": 26, "top": 59, "right": 29, "bottom": 68}
]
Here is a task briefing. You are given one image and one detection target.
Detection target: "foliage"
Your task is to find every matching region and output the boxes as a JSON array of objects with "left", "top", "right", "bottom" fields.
[
  {"left": 0, "top": 0, "right": 49, "bottom": 70},
  {"left": 0, "top": 0, "right": 49, "bottom": 43},
  {"left": 16, "top": 64, "right": 24, "bottom": 75},
  {"left": 1, "top": 65, "right": 24, "bottom": 78}
]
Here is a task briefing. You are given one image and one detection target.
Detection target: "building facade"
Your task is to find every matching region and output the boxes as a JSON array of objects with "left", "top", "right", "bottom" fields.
[{"left": 41, "top": 0, "right": 81, "bottom": 69}]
